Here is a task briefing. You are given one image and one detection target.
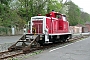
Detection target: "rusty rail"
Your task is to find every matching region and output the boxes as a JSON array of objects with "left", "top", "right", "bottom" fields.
[{"left": 0, "top": 51, "right": 23, "bottom": 60}]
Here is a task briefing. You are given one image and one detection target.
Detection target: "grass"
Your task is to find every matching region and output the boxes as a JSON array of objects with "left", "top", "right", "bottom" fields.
[{"left": 8, "top": 50, "right": 43, "bottom": 60}]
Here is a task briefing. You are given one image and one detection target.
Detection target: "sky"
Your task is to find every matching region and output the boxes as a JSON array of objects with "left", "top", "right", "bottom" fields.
[{"left": 71, "top": 0, "right": 90, "bottom": 14}]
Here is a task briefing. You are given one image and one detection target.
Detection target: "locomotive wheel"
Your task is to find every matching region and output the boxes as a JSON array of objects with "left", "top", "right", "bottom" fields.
[
  {"left": 60, "top": 36, "right": 67, "bottom": 42},
  {"left": 62, "top": 38, "right": 66, "bottom": 42},
  {"left": 52, "top": 36, "right": 57, "bottom": 43}
]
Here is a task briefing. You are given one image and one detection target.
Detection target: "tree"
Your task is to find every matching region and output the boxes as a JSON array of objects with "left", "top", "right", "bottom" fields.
[
  {"left": 67, "top": 1, "right": 81, "bottom": 26},
  {"left": 80, "top": 12, "right": 90, "bottom": 23},
  {"left": 0, "top": 0, "right": 26, "bottom": 29},
  {"left": 0, "top": 0, "right": 11, "bottom": 5},
  {"left": 46, "top": 0, "right": 63, "bottom": 13}
]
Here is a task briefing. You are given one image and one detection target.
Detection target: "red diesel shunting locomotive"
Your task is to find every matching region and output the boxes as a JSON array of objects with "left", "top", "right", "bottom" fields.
[{"left": 29, "top": 10, "right": 72, "bottom": 44}]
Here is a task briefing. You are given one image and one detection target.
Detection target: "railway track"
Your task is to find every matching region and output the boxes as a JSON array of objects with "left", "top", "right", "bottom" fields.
[
  {"left": 0, "top": 50, "right": 23, "bottom": 60},
  {"left": 0, "top": 35, "right": 89, "bottom": 60}
]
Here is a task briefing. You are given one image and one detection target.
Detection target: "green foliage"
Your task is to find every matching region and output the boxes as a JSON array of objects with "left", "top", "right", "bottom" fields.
[
  {"left": 0, "top": 0, "right": 10, "bottom": 5},
  {"left": 47, "top": 0, "right": 63, "bottom": 13},
  {"left": 67, "top": 1, "right": 82, "bottom": 26},
  {"left": 80, "top": 12, "right": 90, "bottom": 23},
  {"left": 14, "top": 0, "right": 63, "bottom": 22},
  {"left": 17, "top": 0, "right": 48, "bottom": 21},
  {"left": 66, "top": 1, "right": 90, "bottom": 26},
  {"left": 0, "top": 0, "right": 26, "bottom": 29}
]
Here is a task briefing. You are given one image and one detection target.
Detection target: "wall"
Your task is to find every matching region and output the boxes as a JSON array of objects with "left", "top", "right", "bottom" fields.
[{"left": 69, "top": 26, "right": 82, "bottom": 34}]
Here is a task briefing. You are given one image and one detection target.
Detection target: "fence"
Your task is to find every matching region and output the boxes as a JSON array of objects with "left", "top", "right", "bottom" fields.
[{"left": 0, "top": 27, "right": 23, "bottom": 36}]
